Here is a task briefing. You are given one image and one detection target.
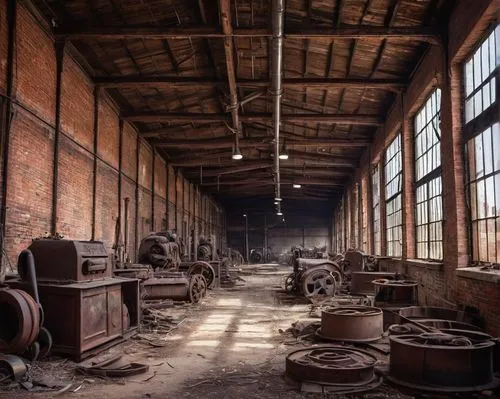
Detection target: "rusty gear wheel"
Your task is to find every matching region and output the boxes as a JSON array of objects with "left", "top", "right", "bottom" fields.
[
  {"left": 187, "top": 261, "right": 215, "bottom": 288},
  {"left": 302, "top": 268, "right": 337, "bottom": 298},
  {"left": 286, "top": 346, "right": 378, "bottom": 388},
  {"left": 189, "top": 274, "right": 207, "bottom": 303}
]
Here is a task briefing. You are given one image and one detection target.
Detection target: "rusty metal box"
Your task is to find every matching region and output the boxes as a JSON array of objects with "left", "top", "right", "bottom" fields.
[
  {"left": 28, "top": 239, "right": 111, "bottom": 282},
  {"left": 9, "top": 277, "right": 139, "bottom": 360}
]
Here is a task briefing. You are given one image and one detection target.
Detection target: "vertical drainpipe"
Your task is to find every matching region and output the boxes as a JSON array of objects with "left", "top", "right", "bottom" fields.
[
  {"left": 270, "top": 0, "right": 284, "bottom": 208},
  {"left": 51, "top": 39, "right": 66, "bottom": 236},
  {"left": 0, "top": 0, "right": 17, "bottom": 251}
]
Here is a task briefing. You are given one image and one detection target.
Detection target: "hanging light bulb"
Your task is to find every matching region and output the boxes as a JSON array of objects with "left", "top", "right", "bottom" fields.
[
  {"left": 232, "top": 146, "right": 243, "bottom": 160},
  {"left": 278, "top": 138, "right": 289, "bottom": 160}
]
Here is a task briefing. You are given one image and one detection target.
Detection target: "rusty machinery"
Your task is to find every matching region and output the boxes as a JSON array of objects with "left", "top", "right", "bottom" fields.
[
  {"left": 285, "top": 258, "right": 343, "bottom": 298},
  {"left": 372, "top": 279, "right": 418, "bottom": 307},
  {"left": 388, "top": 332, "right": 499, "bottom": 392},
  {"left": 197, "top": 236, "right": 217, "bottom": 262},
  {"left": 285, "top": 346, "right": 381, "bottom": 394},
  {"left": 316, "top": 306, "right": 383, "bottom": 343},
  {"left": 7, "top": 239, "right": 140, "bottom": 361},
  {"left": 138, "top": 231, "right": 182, "bottom": 269},
  {"left": 142, "top": 271, "right": 206, "bottom": 303}
]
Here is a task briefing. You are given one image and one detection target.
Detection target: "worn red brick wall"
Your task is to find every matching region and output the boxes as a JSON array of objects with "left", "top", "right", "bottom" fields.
[
  {"left": 121, "top": 177, "right": 136, "bottom": 260},
  {"left": 57, "top": 135, "right": 93, "bottom": 239},
  {"left": 154, "top": 155, "right": 166, "bottom": 231},
  {"left": 5, "top": 108, "right": 53, "bottom": 261},
  {"left": 456, "top": 276, "right": 500, "bottom": 336},
  {"left": 95, "top": 161, "right": 118, "bottom": 252},
  {"left": 121, "top": 123, "right": 137, "bottom": 180},
  {"left": 15, "top": 4, "right": 55, "bottom": 125},
  {"left": 60, "top": 57, "right": 93, "bottom": 150},
  {"left": 138, "top": 140, "right": 152, "bottom": 191},
  {"left": 0, "top": 1, "right": 227, "bottom": 267},
  {"left": 138, "top": 188, "right": 152, "bottom": 240},
  {"left": 98, "top": 98, "right": 119, "bottom": 168},
  {"left": 0, "top": 0, "right": 7, "bottom": 93}
]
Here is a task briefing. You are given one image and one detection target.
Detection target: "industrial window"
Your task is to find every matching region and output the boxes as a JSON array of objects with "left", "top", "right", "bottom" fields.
[
  {"left": 464, "top": 27, "right": 500, "bottom": 265},
  {"left": 414, "top": 89, "right": 443, "bottom": 260},
  {"left": 334, "top": 199, "right": 344, "bottom": 253},
  {"left": 372, "top": 164, "right": 381, "bottom": 255},
  {"left": 353, "top": 183, "right": 360, "bottom": 249},
  {"left": 464, "top": 26, "right": 499, "bottom": 123},
  {"left": 385, "top": 134, "right": 403, "bottom": 257}
]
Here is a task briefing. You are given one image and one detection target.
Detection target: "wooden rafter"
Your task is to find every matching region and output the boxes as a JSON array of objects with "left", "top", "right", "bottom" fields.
[
  {"left": 95, "top": 76, "right": 406, "bottom": 90},
  {"left": 154, "top": 135, "right": 369, "bottom": 149},
  {"left": 54, "top": 26, "right": 441, "bottom": 43},
  {"left": 123, "top": 112, "right": 382, "bottom": 125}
]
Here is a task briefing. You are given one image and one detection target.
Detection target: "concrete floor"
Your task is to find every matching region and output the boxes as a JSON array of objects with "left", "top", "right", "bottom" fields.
[{"left": 3, "top": 265, "right": 496, "bottom": 399}]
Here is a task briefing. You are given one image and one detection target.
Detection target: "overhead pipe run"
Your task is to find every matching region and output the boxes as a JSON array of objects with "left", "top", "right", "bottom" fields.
[{"left": 271, "top": 0, "right": 284, "bottom": 207}]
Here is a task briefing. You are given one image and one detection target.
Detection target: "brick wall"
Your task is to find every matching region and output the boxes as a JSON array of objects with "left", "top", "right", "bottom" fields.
[
  {"left": 332, "top": 0, "right": 500, "bottom": 335},
  {"left": 0, "top": 2, "right": 226, "bottom": 265}
]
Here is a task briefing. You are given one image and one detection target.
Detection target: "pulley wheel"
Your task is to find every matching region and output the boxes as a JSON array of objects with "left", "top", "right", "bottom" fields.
[
  {"left": 286, "top": 346, "right": 377, "bottom": 385},
  {"left": 187, "top": 261, "right": 215, "bottom": 288},
  {"left": 302, "top": 268, "right": 337, "bottom": 298},
  {"left": 0, "top": 289, "right": 40, "bottom": 354},
  {"left": 189, "top": 274, "right": 207, "bottom": 303}
]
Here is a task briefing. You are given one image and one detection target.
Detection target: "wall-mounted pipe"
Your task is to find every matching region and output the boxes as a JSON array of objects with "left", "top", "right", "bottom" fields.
[{"left": 270, "top": 0, "right": 284, "bottom": 203}]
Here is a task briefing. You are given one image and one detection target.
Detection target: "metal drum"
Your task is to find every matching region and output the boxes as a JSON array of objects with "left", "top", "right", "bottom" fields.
[
  {"left": 389, "top": 333, "right": 499, "bottom": 392},
  {"left": 318, "top": 306, "right": 383, "bottom": 342},
  {"left": 286, "top": 346, "right": 378, "bottom": 386}
]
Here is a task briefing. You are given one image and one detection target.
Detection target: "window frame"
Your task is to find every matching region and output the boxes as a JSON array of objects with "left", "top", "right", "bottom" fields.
[
  {"left": 463, "top": 25, "right": 500, "bottom": 266},
  {"left": 384, "top": 134, "right": 403, "bottom": 257},
  {"left": 413, "top": 88, "right": 444, "bottom": 261},
  {"left": 372, "top": 163, "right": 382, "bottom": 256}
]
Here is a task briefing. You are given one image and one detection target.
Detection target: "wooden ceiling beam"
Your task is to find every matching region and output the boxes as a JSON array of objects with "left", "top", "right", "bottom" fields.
[
  {"left": 200, "top": 178, "right": 344, "bottom": 187},
  {"left": 55, "top": 26, "right": 440, "bottom": 43},
  {"left": 154, "top": 135, "right": 369, "bottom": 150},
  {"left": 139, "top": 124, "right": 226, "bottom": 138},
  {"left": 218, "top": 0, "right": 241, "bottom": 138},
  {"left": 124, "top": 112, "right": 382, "bottom": 125},
  {"left": 95, "top": 76, "right": 406, "bottom": 90}
]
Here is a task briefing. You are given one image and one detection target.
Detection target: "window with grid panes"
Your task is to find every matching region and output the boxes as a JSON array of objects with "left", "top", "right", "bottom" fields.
[
  {"left": 385, "top": 134, "right": 403, "bottom": 257},
  {"left": 414, "top": 89, "right": 443, "bottom": 260},
  {"left": 372, "top": 164, "right": 382, "bottom": 255},
  {"left": 464, "top": 26, "right": 500, "bottom": 265}
]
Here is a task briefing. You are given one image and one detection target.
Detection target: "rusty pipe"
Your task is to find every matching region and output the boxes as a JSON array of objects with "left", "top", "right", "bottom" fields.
[{"left": 270, "top": 0, "right": 284, "bottom": 202}]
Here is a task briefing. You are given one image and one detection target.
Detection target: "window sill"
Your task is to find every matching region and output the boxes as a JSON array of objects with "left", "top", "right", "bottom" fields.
[
  {"left": 405, "top": 259, "right": 443, "bottom": 271},
  {"left": 456, "top": 267, "right": 500, "bottom": 284}
]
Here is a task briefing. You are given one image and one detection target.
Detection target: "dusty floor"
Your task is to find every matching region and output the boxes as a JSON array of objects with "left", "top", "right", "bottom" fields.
[{"left": 1, "top": 264, "right": 498, "bottom": 398}]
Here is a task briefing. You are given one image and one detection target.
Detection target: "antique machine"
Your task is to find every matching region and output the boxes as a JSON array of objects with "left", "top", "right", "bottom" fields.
[
  {"left": 8, "top": 239, "right": 139, "bottom": 361},
  {"left": 138, "top": 231, "right": 181, "bottom": 269}
]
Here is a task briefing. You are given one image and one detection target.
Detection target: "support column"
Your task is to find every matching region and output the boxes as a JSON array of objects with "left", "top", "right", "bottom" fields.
[
  {"left": 91, "top": 87, "right": 100, "bottom": 240},
  {"left": 151, "top": 148, "right": 155, "bottom": 230},
  {"left": 51, "top": 39, "right": 66, "bottom": 236},
  {"left": 402, "top": 93, "right": 416, "bottom": 260},
  {"left": 134, "top": 135, "right": 140, "bottom": 258}
]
